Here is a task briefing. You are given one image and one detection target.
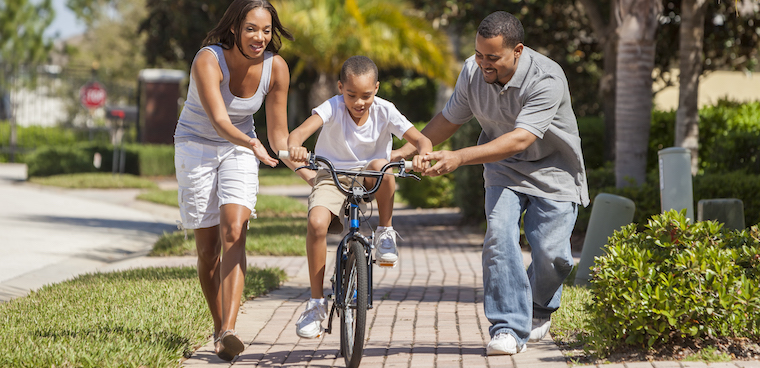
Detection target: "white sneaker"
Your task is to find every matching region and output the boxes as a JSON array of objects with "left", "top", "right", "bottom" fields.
[
  {"left": 374, "top": 227, "right": 401, "bottom": 267},
  {"left": 528, "top": 317, "right": 551, "bottom": 342},
  {"left": 295, "top": 298, "right": 327, "bottom": 338},
  {"left": 487, "top": 333, "right": 527, "bottom": 355}
]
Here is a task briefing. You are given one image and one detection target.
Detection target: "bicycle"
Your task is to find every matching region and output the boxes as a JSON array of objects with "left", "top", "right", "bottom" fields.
[{"left": 278, "top": 150, "right": 420, "bottom": 367}]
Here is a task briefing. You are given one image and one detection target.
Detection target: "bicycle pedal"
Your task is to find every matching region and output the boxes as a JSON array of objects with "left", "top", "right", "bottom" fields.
[{"left": 376, "top": 261, "right": 397, "bottom": 268}]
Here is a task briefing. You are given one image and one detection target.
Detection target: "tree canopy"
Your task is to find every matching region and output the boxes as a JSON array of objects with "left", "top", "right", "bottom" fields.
[{"left": 0, "top": 0, "right": 55, "bottom": 69}]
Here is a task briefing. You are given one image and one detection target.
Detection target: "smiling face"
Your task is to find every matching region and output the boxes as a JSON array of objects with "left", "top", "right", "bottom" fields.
[
  {"left": 338, "top": 72, "right": 379, "bottom": 124},
  {"left": 338, "top": 73, "right": 380, "bottom": 125},
  {"left": 234, "top": 7, "right": 272, "bottom": 59},
  {"left": 474, "top": 34, "right": 523, "bottom": 85}
]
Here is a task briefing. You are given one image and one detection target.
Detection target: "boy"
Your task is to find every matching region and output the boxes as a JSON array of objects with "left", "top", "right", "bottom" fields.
[{"left": 286, "top": 55, "right": 432, "bottom": 338}]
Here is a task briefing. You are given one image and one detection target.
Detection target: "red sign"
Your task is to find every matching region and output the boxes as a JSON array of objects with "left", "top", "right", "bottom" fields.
[{"left": 79, "top": 82, "right": 107, "bottom": 109}]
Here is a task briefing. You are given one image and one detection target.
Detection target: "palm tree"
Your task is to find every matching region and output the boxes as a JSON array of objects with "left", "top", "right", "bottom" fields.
[
  {"left": 272, "top": 0, "right": 456, "bottom": 110},
  {"left": 614, "top": 0, "right": 663, "bottom": 187},
  {"left": 675, "top": 0, "right": 708, "bottom": 175}
]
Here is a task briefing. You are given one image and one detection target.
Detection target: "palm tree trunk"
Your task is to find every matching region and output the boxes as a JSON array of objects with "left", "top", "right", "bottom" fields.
[
  {"left": 308, "top": 71, "right": 339, "bottom": 110},
  {"left": 675, "top": 0, "right": 708, "bottom": 175},
  {"left": 614, "top": 0, "right": 662, "bottom": 188}
]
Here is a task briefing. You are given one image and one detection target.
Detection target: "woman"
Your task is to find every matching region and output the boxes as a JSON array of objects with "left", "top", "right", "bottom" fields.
[{"left": 173, "top": 0, "right": 306, "bottom": 361}]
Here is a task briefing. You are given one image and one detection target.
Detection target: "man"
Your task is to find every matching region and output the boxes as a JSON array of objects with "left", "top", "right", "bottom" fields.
[{"left": 394, "top": 11, "right": 589, "bottom": 355}]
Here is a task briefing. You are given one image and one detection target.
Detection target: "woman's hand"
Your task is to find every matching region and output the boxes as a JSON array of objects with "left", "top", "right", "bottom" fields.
[{"left": 249, "top": 138, "right": 278, "bottom": 167}]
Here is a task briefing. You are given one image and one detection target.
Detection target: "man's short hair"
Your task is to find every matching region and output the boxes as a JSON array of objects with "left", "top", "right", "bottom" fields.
[
  {"left": 340, "top": 56, "right": 379, "bottom": 83},
  {"left": 477, "top": 11, "right": 524, "bottom": 48}
]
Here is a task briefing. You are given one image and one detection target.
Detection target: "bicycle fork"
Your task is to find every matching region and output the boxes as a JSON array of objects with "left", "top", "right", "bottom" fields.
[{"left": 325, "top": 201, "right": 374, "bottom": 334}]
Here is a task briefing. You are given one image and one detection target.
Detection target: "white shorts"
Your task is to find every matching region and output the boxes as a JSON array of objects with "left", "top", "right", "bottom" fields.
[{"left": 175, "top": 140, "right": 259, "bottom": 230}]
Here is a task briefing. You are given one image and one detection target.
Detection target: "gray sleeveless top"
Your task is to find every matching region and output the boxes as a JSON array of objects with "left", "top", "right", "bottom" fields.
[{"left": 174, "top": 45, "right": 273, "bottom": 145}]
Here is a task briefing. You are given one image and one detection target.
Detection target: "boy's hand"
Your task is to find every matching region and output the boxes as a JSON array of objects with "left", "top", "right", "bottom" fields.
[
  {"left": 250, "top": 138, "right": 278, "bottom": 167},
  {"left": 390, "top": 149, "right": 405, "bottom": 162},
  {"left": 410, "top": 153, "right": 430, "bottom": 173},
  {"left": 288, "top": 146, "right": 309, "bottom": 162}
]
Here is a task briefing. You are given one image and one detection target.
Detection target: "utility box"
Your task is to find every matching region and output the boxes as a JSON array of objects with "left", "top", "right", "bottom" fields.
[
  {"left": 658, "top": 147, "right": 694, "bottom": 221},
  {"left": 698, "top": 198, "right": 745, "bottom": 230},
  {"left": 138, "top": 69, "right": 185, "bottom": 144},
  {"left": 574, "top": 193, "right": 635, "bottom": 286}
]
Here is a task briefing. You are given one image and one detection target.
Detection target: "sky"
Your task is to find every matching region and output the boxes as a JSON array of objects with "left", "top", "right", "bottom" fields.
[{"left": 43, "top": 0, "right": 87, "bottom": 40}]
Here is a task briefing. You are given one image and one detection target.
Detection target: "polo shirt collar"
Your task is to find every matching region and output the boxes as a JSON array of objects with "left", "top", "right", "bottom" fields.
[{"left": 505, "top": 46, "right": 532, "bottom": 90}]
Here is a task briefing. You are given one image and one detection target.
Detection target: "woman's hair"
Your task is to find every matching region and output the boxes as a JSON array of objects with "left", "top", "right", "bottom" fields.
[
  {"left": 202, "top": 0, "right": 294, "bottom": 57},
  {"left": 477, "top": 11, "right": 524, "bottom": 48}
]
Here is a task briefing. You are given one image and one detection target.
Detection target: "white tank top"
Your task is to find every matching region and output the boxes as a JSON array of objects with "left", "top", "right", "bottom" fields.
[{"left": 174, "top": 45, "right": 273, "bottom": 145}]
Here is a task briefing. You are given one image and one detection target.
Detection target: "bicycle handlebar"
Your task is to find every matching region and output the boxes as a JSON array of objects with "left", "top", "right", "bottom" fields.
[{"left": 278, "top": 150, "right": 420, "bottom": 198}]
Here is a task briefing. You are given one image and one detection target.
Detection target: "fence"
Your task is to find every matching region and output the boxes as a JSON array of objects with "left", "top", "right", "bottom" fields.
[{"left": 0, "top": 61, "right": 138, "bottom": 161}]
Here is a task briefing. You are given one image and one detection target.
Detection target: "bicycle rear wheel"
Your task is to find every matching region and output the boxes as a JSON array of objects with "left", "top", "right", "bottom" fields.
[{"left": 340, "top": 240, "right": 368, "bottom": 368}]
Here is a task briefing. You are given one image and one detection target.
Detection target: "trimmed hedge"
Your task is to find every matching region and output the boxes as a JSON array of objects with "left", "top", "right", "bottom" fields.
[
  {"left": 578, "top": 169, "right": 760, "bottom": 233},
  {"left": 24, "top": 142, "right": 174, "bottom": 177},
  {"left": 588, "top": 210, "right": 760, "bottom": 355}
]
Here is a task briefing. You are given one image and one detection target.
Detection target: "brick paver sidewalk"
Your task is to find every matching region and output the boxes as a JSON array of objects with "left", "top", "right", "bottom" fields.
[{"left": 182, "top": 207, "right": 566, "bottom": 367}]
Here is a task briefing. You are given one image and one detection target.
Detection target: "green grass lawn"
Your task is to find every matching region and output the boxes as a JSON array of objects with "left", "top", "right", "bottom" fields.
[
  {"left": 29, "top": 173, "right": 159, "bottom": 189},
  {"left": 259, "top": 166, "right": 305, "bottom": 186},
  {"left": 139, "top": 191, "right": 308, "bottom": 257},
  {"left": 0, "top": 266, "right": 284, "bottom": 367}
]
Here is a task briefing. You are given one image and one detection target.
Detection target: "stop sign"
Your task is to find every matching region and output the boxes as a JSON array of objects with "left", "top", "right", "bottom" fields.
[{"left": 80, "top": 81, "right": 107, "bottom": 109}]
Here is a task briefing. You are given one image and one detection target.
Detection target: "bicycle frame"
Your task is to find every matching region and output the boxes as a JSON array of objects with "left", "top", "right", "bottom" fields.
[{"left": 278, "top": 151, "right": 419, "bottom": 364}]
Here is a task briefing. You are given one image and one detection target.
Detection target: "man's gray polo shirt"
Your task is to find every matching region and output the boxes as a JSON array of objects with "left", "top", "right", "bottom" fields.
[{"left": 442, "top": 46, "right": 589, "bottom": 206}]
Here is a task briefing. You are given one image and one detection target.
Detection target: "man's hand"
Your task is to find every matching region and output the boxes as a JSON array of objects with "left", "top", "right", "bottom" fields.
[
  {"left": 422, "top": 150, "right": 462, "bottom": 177},
  {"left": 250, "top": 138, "right": 278, "bottom": 167}
]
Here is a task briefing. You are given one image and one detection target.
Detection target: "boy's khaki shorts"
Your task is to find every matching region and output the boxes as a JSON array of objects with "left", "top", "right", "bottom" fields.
[{"left": 308, "top": 167, "right": 370, "bottom": 234}]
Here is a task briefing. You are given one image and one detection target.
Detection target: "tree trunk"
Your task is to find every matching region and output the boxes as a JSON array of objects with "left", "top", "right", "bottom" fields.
[
  {"left": 577, "top": 0, "right": 619, "bottom": 164},
  {"left": 614, "top": 0, "right": 662, "bottom": 187},
  {"left": 601, "top": 28, "right": 618, "bottom": 164},
  {"left": 308, "top": 71, "right": 339, "bottom": 111},
  {"left": 675, "top": 0, "right": 708, "bottom": 175}
]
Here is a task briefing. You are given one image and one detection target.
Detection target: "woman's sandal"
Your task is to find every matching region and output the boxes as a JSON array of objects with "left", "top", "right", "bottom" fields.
[
  {"left": 212, "top": 333, "right": 221, "bottom": 354},
  {"left": 217, "top": 330, "right": 245, "bottom": 361}
]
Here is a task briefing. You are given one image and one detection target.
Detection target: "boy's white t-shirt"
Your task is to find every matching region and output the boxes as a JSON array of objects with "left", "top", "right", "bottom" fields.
[{"left": 313, "top": 95, "right": 414, "bottom": 169}]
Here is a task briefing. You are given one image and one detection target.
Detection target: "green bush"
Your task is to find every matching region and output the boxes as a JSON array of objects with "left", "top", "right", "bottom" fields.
[
  {"left": 393, "top": 122, "right": 455, "bottom": 208},
  {"left": 24, "top": 142, "right": 175, "bottom": 177},
  {"left": 0, "top": 123, "right": 110, "bottom": 163},
  {"left": 579, "top": 169, "right": 760, "bottom": 233},
  {"left": 24, "top": 145, "right": 95, "bottom": 177},
  {"left": 587, "top": 210, "right": 760, "bottom": 356},
  {"left": 647, "top": 100, "right": 760, "bottom": 174},
  {"left": 451, "top": 119, "right": 485, "bottom": 223},
  {"left": 126, "top": 143, "right": 175, "bottom": 177},
  {"left": 577, "top": 115, "right": 605, "bottom": 170}
]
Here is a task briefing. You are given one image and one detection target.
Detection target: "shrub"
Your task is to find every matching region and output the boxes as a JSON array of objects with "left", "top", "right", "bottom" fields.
[
  {"left": 577, "top": 115, "right": 605, "bottom": 170},
  {"left": 24, "top": 145, "right": 95, "bottom": 177},
  {"left": 24, "top": 143, "right": 175, "bottom": 177},
  {"left": 588, "top": 210, "right": 760, "bottom": 356},
  {"left": 126, "top": 143, "right": 175, "bottom": 177},
  {"left": 451, "top": 119, "right": 485, "bottom": 223},
  {"left": 579, "top": 169, "right": 760, "bottom": 233},
  {"left": 393, "top": 122, "right": 455, "bottom": 208}
]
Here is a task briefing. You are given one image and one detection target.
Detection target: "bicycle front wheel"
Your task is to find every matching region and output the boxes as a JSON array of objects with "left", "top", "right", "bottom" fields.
[{"left": 340, "top": 240, "right": 368, "bottom": 368}]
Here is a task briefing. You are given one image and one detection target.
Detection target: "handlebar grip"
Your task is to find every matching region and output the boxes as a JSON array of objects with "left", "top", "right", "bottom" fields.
[
  {"left": 278, "top": 150, "right": 290, "bottom": 160},
  {"left": 402, "top": 160, "right": 414, "bottom": 172}
]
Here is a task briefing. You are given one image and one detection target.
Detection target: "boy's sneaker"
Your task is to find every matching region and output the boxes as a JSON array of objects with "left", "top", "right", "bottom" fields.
[
  {"left": 487, "top": 333, "right": 527, "bottom": 355},
  {"left": 528, "top": 317, "right": 551, "bottom": 342},
  {"left": 374, "top": 227, "right": 400, "bottom": 268},
  {"left": 295, "top": 298, "right": 327, "bottom": 338}
]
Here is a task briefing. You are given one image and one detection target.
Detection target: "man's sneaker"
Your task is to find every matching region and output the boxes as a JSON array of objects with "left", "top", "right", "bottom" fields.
[
  {"left": 528, "top": 317, "right": 551, "bottom": 342},
  {"left": 487, "top": 333, "right": 527, "bottom": 355},
  {"left": 374, "top": 227, "right": 400, "bottom": 268},
  {"left": 295, "top": 298, "right": 327, "bottom": 338}
]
